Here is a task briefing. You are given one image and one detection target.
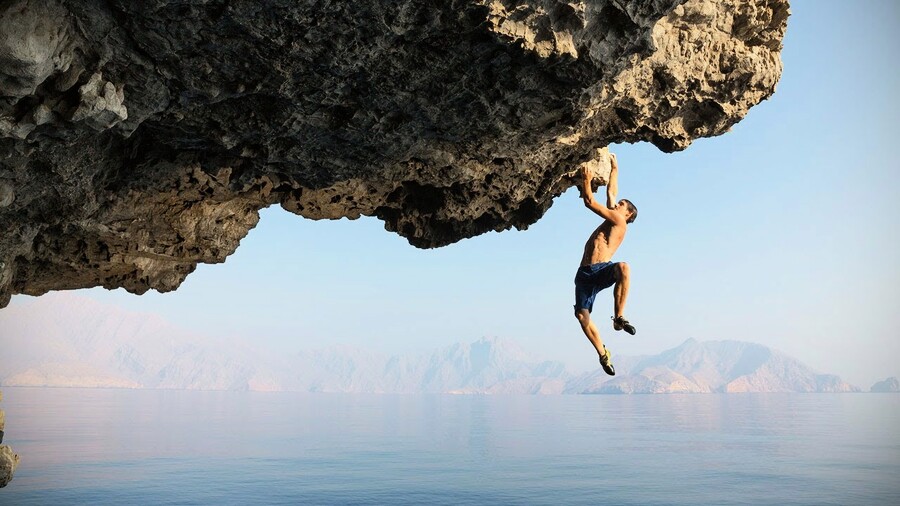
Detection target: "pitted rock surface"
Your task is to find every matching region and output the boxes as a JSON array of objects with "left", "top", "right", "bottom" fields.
[{"left": 0, "top": 0, "right": 789, "bottom": 307}]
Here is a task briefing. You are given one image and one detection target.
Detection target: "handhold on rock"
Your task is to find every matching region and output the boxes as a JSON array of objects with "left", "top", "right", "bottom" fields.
[
  {"left": 561, "top": 147, "right": 614, "bottom": 189},
  {"left": 69, "top": 72, "right": 128, "bottom": 131}
]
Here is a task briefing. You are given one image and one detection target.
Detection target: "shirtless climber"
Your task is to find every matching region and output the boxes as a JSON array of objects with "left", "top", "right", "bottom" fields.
[{"left": 574, "top": 153, "right": 638, "bottom": 376}]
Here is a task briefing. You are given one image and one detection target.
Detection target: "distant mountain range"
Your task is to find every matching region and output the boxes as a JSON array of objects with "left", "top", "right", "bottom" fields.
[
  {"left": 0, "top": 293, "right": 885, "bottom": 394},
  {"left": 870, "top": 377, "right": 900, "bottom": 393},
  {"left": 565, "top": 339, "right": 860, "bottom": 394}
]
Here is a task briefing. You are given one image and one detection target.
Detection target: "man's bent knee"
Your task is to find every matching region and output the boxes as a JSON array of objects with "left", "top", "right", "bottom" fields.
[{"left": 574, "top": 308, "right": 590, "bottom": 322}]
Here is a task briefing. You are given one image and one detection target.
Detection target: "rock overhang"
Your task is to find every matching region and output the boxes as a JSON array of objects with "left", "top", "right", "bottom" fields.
[{"left": 0, "top": 0, "right": 790, "bottom": 307}]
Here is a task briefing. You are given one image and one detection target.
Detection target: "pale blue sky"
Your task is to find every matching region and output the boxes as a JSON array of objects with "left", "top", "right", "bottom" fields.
[{"left": 7, "top": 1, "right": 900, "bottom": 387}]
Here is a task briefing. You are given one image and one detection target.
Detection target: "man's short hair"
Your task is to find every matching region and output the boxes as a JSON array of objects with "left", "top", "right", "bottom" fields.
[{"left": 622, "top": 199, "right": 637, "bottom": 224}]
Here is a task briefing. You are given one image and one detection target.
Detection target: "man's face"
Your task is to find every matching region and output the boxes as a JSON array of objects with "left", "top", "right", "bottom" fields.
[{"left": 616, "top": 200, "right": 632, "bottom": 219}]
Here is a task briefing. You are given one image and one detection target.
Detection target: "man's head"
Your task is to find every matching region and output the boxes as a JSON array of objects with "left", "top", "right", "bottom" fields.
[{"left": 617, "top": 199, "right": 638, "bottom": 224}]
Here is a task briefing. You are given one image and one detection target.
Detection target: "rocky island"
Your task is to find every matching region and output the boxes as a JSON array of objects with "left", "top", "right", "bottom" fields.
[{"left": 0, "top": 391, "right": 20, "bottom": 488}]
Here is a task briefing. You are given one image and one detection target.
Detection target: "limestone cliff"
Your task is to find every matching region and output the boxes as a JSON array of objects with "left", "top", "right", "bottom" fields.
[{"left": 0, "top": 0, "right": 789, "bottom": 306}]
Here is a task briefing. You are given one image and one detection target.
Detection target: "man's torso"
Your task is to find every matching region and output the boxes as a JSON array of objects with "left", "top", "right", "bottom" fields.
[{"left": 580, "top": 220, "right": 626, "bottom": 266}]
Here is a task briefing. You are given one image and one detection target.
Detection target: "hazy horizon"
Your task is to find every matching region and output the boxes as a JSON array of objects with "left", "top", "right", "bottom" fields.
[{"left": 0, "top": 291, "right": 886, "bottom": 393}]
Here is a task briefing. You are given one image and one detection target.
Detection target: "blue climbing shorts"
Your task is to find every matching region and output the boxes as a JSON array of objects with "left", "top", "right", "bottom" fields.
[{"left": 574, "top": 262, "right": 618, "bottom": 313}]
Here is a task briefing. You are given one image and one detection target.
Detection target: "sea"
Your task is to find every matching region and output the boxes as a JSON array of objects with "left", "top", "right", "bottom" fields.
[{"left": 0, "top": 387, "right": 897, "bottom": 505}]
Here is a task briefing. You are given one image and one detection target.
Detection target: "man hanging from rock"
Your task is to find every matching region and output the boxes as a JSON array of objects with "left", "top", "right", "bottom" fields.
[{"left": 574, "top": 152, "right": 638, "bottom": 376}]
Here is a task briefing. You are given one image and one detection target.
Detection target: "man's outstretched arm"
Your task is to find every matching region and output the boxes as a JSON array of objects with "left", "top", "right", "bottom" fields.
[
  {"left": 581, "top": 165, "right": 624, "bottom": 224},
  {"left": 606, "top": 153, "right": 618, "bottom": 209}
]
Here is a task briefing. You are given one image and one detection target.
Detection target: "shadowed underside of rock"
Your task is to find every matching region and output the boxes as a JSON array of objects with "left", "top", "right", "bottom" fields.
[{"left": 0, "top": 0, "right": 789, "bottom": 307}]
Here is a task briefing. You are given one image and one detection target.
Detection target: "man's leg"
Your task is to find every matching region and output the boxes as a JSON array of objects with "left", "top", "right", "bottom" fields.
[
  {"left": 613, "top": 261, "right": 630, "bottom": 318},
  {"left": 612, "top": 262, "right": 636, "bottom": 335},
  {"left": 576, "top": 308, "right": 615, "bottom": 375},
  {"left": 575, "top": 309, "right": 607, "bottom": 358}
]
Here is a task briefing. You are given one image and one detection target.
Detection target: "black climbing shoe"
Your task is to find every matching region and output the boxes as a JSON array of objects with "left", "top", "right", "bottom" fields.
[
  {"left": 599, "top": 346, "right": 615, "bottom": 376},
  {"left": 612, "top": 316, "right": 636, "bottom": 335}
]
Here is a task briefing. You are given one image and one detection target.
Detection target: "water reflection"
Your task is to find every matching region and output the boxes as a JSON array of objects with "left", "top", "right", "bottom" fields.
[{"left": 1, "top": 388, "right": 897, "bottom": 505}]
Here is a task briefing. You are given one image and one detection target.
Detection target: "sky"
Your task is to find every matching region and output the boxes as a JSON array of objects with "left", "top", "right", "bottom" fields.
[{"left": 5, "top": 1, "right": 899, "bottom": 388}]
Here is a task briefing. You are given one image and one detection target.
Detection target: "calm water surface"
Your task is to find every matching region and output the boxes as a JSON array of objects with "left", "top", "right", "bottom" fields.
[{"left": 0, "top": 388, "right": 897, "bottom": 505}]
